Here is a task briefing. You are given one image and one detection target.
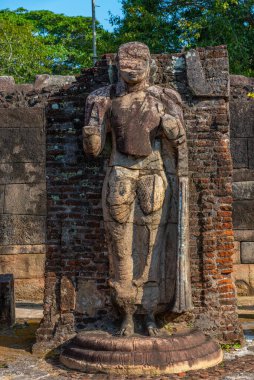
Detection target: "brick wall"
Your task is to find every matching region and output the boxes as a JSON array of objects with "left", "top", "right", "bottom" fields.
[
  {"left": 35, "top": 46, "right": 243, "bottom": 351},
  {"left": 0, "top": 75, "right": 75, "bottom": 302},
  {"left": 230, "top": 75, "right": 254, "bottom": 295}
]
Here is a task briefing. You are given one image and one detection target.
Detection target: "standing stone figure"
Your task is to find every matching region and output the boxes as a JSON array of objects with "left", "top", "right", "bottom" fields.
[{"left": 83, "top": 42, "right": 192, "bottom": 336}]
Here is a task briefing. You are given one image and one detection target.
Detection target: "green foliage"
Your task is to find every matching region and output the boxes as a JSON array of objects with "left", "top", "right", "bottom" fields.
[
  {"left": 110, "top": 0, "right": 254, "bottom": 76},
  {"left": 0, "top": 8, "right": 114, "bottom": 82},
  {"left": 221, "top": 342, "right": 242, "bottom": 351}
]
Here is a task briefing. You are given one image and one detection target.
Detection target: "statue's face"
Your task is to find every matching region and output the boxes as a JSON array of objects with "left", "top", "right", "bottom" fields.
[{"left": 117, "top": 48, "right": 150, "bottom": 84}]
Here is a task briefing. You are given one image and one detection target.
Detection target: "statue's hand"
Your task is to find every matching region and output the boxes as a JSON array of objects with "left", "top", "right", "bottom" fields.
[{"left": 82, "top": 126, "right": 101, "bottom": 157}]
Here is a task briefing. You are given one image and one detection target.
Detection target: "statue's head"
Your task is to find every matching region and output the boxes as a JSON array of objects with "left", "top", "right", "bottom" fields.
[{"left": 116, "top": 42, "right": 151, "bottom": 85}]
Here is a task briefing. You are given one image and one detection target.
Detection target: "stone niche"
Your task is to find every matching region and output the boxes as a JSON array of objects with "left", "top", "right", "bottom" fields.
[{"left": 35, "top": 45, "right": 243, "bottom": 353}]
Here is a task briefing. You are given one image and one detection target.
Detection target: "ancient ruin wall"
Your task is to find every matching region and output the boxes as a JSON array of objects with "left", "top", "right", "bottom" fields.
[
  {"left": 0, "top": 75, "right": 75, "bottom": 302},
  {"left": 230, "top": 75, "right": 254, "bottom": 295},
  {"left": 35, "top": 46, "right": 242, "bottom": 350}
]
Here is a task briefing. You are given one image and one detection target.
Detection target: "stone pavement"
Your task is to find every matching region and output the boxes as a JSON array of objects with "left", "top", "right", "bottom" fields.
[{"left": 1, "top": 298, "right": 254, "bottom": 380}]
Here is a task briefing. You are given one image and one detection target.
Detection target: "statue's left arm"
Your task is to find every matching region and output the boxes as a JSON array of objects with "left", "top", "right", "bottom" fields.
[
  {"left": 83, "top": 86, "right": 112, "bottom": 158},
  {"left": 159, "top": 88, "right": 188, "bottom": 176}
]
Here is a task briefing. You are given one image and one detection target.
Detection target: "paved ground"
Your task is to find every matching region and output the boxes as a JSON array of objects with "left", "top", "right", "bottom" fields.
[{"left": 1, "top": 299, "right": 254, "bottom": 380}]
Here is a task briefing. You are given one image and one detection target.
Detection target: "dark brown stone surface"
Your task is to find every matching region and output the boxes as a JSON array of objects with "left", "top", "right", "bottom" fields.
[
  {"left": 233, "top": 201, "right": 254, "bottom": 229},
  {"left": 0, "top": 274, "right": 15, "bottom": 326},
  {"left": 0, "top": 108, "right": 44, "bottom": 129},
  {"left": 230, "top": 101, "right": 254, "bottom": 138},
  {"left": 230, "top": 138, "right": 248, "bottom": 168}
]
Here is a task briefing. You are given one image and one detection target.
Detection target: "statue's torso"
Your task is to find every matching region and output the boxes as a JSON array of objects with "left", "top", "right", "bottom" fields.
[
  {"left": 111, "top": 90, "right": 163, "bottom": 155},
  {"left": 109, "top": 89, "right": 164, "bottom": 170}
]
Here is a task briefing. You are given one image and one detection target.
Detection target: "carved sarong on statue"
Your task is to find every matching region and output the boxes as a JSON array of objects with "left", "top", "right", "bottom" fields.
[{"left": 83, "top": 42, "right": 193, "bottom": 336}]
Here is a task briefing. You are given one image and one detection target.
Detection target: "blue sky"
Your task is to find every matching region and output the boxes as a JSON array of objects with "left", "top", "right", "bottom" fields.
[{"left": 0, "top": 0, "right": 122, "bottom": 30}]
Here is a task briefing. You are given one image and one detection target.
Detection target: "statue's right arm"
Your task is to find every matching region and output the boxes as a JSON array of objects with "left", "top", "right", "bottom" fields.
[{"left": 83, "top": 86, "right": 112, "bottom": 158}]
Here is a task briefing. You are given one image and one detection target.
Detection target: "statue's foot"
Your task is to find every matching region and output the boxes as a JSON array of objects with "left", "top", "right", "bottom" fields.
[
  {"left": 145, "top": 314, "right": 159, "bottom": 336},
  {"left": 117, "top": 315, "right": 134, "bottom": 336}
]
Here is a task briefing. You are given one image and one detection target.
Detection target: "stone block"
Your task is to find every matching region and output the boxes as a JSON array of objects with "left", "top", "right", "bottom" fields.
[
  {"left": 0, "top": 244, "right": 46, "bottom": 255},
  {"left": 0, "top": 185, "right": 4, "bottom": 213},
  {"left": 230, "top": 75, "right": 254, "bottom": 87},
  {"left": 241, "top": 242, "right": 254, "bottom": 264},
  {"left": 0, "top": 76, "right": 15, "bottom": 92},
  {"left": 15, "top": 278, "right": 44, "bottom": 302},
  {"left": 233, "top": 169, "right": 254, "bottom": 182},
  {"left": 0, "top": 215, "right": 45, "bottom": 245},
  {"left": 75, "top": 279, "right": 104, "bottom": 317},
  {"left": 230, "top": 138, "right": 248, "bottom": 168},
  {"left": 0, "top": 163, "right": 45, "bottom": 184},
  {"left": 232, "top": 241, "right": 241, "bottom": 264},
  {"left": 0, "top": 274, "right": 15, "bottom": 326},
  {"left": 186, "top": 50, "right": 212, "bottom": 96},
  {"left": 0, "top": 108, "right": 44, "bottom": 129},
  {"left": 0, "top": 128, "right": 45, "bottom": 163},
  {"left": 232, "top": 181, "right": 254, "bottom": 200},
  {"left": 0, "top": 254, "right": 45, "bottom": 279},
  {"left": 234, "top": 230, "right": 254, "bottom": 242},
  {"left": 230, "top": 101, "right": 254, "bottom": 138},
  {"left": 34, "top": 74, "right": 76, "bottom": 89},
  {"left": 233, "top": 200, "right": 254, "bottom": 229},
  {"left": 248, "top": 139, "right": 254, "bottom": 169},
  {"left": 61, "top": 276, "right": 76, "bottom": 312},
  {"left": 4, "top": 183, "right": 46, "bottom": 215}
]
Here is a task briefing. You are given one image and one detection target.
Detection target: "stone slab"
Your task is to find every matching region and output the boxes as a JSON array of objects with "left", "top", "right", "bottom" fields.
[
  {"left": 234, "top": 230, "right": 254, "bottom": 242},
  {"left": 241, "top": 242, "right": 254, "bottom": 264},
  {"left": 0, "top": 185, "right": 4, "bottom": 213},
  {"left": 0, "top": 274, "right": 15, "bottom": 326},
  {"left": 4, "top": 183, "right": 46, "bottom": 215},
  {"left": 233, "top": 241, "right": 241, "bottom": 264},
  {"left": 233, "top": 264, "right": 254, "bottom": 291},
  {"left": 248, "top": 139, "right": 254, "bottom": 169},
  {"left": 233, "top": 169, "right": 254, "bottom": 182},
  {"left": 0, "top": 254, "right": 45, "bottom": 279},
  {"left": 230, "top": 101, "right": 254, "bottom": 138},
  {"left": 230, "top": 138, "right": 248, "bottom": 168},
  {"left": 0, "top": 163, "right": 45, "bottom": 184},
  {"left": 0, "top": 244, "right": 46, "bottom": 255},
  {"left": 0, "top": 108, "right": 44, "bottom": 128},
  {"left": 15, "top": 278, "right": 45, "bottom": 302},
  {"left": 233, "top": 200, "right": 254, "bottom": 229},
  {"left": 0, "top": 215, "right": 45, "bottom": 245},
  {"left": 0, "top": 128, "right": 45, "bottom": 163},
  {"left": 233, "top": 181, "right": 254, "bottom": 200}
]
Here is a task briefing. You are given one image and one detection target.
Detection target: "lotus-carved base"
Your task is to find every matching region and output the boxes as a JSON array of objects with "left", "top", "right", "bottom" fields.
[{"left": 60, "top": 329, "right": 223, "bottom": 375}]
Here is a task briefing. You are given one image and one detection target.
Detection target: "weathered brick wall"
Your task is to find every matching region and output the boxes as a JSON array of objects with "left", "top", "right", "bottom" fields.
[
  {"left": 35, "top": 46, "right": 242, "bottom": 350},
  {"left": 0, "top": 75, "right": 75, "bottom": 302},
  {"left": 230, "top": 75, "right": 254, "bottom": 295}
]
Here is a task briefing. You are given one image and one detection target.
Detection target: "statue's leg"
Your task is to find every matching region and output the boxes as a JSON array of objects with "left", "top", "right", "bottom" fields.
[
  {"left": 102, "top": 166, "right": 138, "bottom": 336},
  {"left": 136, "top": 171, "right": 168, "bottom": 336}
]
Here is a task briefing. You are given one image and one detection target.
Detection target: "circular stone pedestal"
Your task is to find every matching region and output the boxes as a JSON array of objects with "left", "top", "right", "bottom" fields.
[{"left": 60, "top": 329, "right": 223, "bottom": 375}]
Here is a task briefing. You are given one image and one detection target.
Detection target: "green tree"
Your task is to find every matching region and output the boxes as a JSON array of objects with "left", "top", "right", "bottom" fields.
[
  {"left": 0, "top": 8, "right": 114, "bottom": 82},
  {"left": 111, "top": 0, "right": 254, "bottom": 76}
]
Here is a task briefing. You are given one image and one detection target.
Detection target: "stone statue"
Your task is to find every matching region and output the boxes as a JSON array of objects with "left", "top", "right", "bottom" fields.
[{"left": 83, "top": 42, "right": 192, "bottom": 336}]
